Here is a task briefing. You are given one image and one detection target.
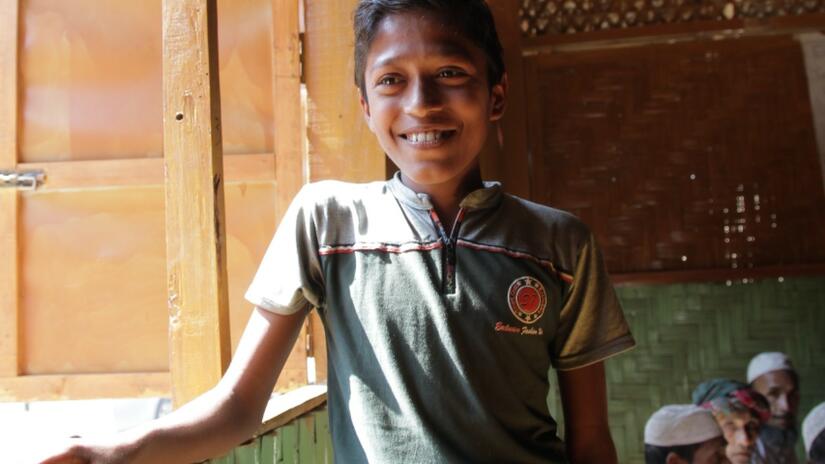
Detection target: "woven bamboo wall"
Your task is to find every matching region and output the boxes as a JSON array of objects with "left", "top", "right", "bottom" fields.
[
  {"left": 525, "top": 34, "right": 825, "bottom": 274},
  {"left": 593, "top": 276, "right": 825, "bottom": 463}
]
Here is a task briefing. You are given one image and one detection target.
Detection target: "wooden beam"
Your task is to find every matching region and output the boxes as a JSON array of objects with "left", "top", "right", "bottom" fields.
[
  {"left": 17, "top": 153, "right": 276, "bottom": 191},
  {"left": 0, "top": 372, "right": 171, "bottom": 402},
  {"left": 162, "top": 0, "right": 231, "bottom": 408},
  {"left": 0, "top": 0, "right": 19, "bottom": 378},
  {"left": 522, "top": 13, "right": 825, "bottom": 54},
  {"left": 256, "top": 384, "right": 327, "bottom": 437},
  {"left": 611, "top": 263, "right": 825, "bottom": 287}
]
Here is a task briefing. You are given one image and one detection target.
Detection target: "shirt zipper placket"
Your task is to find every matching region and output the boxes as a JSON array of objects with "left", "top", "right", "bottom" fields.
[{"left": 429, "top": 208, "right": 466, "bottom": 294}]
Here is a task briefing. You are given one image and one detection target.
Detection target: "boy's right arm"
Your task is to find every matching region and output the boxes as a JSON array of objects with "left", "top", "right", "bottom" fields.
[{"left": 39, "top": 306, "right": 308, "bottom": 464}]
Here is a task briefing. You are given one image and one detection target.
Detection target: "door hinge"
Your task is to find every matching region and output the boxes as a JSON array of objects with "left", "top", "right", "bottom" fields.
[{"left": 0, "top": 170, "right": 45, "bottom": 191}]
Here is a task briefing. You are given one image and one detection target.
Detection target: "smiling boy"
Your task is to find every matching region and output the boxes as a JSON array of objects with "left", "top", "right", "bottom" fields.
[{"left": 42, "top": 1, "right": 634, "bottom": 463}]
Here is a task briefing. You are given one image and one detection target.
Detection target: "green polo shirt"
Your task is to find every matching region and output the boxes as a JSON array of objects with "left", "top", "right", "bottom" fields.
[{"left": 246, "top": 173, "right": 635, "bottom": 463}]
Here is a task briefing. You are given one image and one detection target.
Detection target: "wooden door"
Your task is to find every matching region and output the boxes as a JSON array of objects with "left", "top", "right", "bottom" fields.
[{"left": 0, "top": 0, "right": 309, "bottom": 401}]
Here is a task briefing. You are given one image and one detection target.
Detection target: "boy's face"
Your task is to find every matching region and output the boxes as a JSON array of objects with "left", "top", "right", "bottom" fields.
[{"left": 359, "top": 11, "right": 506, "bottom": 190}]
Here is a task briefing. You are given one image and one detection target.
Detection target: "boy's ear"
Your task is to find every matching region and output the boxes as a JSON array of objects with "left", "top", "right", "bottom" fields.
[
  {"left": 358, "top": 87, "right": 372, "bottom": 123},
  {"left": 489, "top": 72, "right": 508, "bottom": 122}
]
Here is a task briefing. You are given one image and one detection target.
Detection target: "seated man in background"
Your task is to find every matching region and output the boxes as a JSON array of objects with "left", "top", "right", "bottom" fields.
[
  {"left": 803, "top": 403, "right": 825, "bottom": 464},
  {"left": 748, "top": 352, "right": 801, "bottom": 463},
  {"left": 644, "top": 404, "right": 727, "bottom": 464},
  {"left": 693, "top": 379, "right": 771, "bottom": 464}
]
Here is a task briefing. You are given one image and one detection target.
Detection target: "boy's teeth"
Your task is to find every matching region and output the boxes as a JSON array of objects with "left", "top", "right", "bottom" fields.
[{"left": 408, "top": 131, "right": 442, "bottom": 143}]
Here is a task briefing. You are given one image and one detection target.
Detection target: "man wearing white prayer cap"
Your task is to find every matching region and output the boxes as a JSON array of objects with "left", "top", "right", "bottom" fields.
[
  {"left": 803, "top": 402, "right": 825, "bottom": 464},
  {"left": 748, "top": 352, "right": 801, "bottom": 463},
  {"left": 644, "top": 404, "right": 727, "bottom": 464}
]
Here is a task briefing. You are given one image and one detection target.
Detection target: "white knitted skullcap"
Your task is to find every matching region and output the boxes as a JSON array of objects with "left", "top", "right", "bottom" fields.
[
  {"left": 644, "top": 404, "right": 722, "bottom": 447},
  {"left": 747, "top": 352, "right": 794, "bottom": 383},
  {"left": 803, "top": 403, "right": 825, "bottom": 455}
]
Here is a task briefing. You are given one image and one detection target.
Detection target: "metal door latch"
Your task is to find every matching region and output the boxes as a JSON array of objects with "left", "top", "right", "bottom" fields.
[{"left": 0, "top": 170, "right": 46, "bottom": 191}]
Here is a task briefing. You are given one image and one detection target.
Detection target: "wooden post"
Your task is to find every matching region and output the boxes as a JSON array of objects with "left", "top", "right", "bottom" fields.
[
  {"left": 485, "top": 0, "right": 532, "bottom": 199},
  {"left": 272, "top": 0, "right": 306, "bottom": 214},
  {"left": 162, "top": 0, "right": 231, "bottom": 407},
  {"left": 0, "top": 0, "right": 20, "bottom": 378},
  {"left": 271, "top": 0, "right": 325, "bottom": 386}
]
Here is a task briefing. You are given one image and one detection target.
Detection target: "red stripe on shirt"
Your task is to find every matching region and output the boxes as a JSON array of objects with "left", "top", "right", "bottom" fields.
[
  {"left": 319, "top": 241, "right": 444, "bottom": 256},
  {"left": 455, "top": 239, "right": 574, "bottom": 284}
]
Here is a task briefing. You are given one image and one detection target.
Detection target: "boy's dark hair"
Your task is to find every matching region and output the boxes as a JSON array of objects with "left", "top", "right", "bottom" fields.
[
  {"left": 811, "top": 430, "right": 825, "bottom": 463},
  {"left": 644, "top": 443, "right": 700, "bottom": 464},
  {"left": 353, "top": 0, "right": 505, "bottom": 96}
]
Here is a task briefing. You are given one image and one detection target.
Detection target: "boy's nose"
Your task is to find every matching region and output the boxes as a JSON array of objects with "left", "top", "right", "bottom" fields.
[{"left": 404, "top": 77, "right": 444, "bottom": 117}]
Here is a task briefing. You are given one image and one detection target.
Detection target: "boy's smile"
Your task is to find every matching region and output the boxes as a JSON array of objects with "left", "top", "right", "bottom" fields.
[{"left": 359, "top": 10, "right": 506, "bottom": 197}]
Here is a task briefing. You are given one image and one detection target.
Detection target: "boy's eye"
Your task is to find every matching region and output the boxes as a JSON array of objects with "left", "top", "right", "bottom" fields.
[
  {"left": 438, "top": 68, "right": 466, "bottom": 79},
  {"left": 376, "top": 75, "right": 402, "bottom": 86}
]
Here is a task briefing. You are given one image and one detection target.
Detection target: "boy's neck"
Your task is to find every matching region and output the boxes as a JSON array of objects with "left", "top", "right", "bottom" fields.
[{"left": 399, "top": 167, "right": 484, "bottom": 230}]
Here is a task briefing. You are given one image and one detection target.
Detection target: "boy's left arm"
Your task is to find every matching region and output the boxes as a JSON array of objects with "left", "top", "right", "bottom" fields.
[{"left": 557, "top": 361, "right": 618, "bottom": 464}]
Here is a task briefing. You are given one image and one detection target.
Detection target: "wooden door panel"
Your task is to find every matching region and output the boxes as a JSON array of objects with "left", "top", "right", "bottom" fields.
[
  {"left": 20, "top": 187, "right": 168, "bottom": 374},
  {"left": 19, "top": 0, "right": 275, "bottom": 162},
  {"left": 18, "top": 182, "right": 301, "bottom": 379},
  {"left": 1, "top": 0, "right": 311, "bottom": 400}
]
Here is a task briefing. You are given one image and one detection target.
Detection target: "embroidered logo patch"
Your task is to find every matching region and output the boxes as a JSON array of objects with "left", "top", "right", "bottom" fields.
[{"left": 507, "top": 276, "right": 547, "bottom": 324}]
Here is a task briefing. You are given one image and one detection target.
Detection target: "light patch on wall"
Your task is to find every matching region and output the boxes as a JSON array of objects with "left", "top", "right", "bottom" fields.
[{"left": 798, "top": 32, "right": 825, "bottom": 198}]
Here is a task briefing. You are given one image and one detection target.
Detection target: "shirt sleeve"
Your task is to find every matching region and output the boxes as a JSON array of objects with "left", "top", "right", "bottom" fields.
[
  {"left": 244, "top": 185, "right": 325, "bottom": 315},
  {"left": 551, "top": 232, "right": 635, "bottom": 370}
]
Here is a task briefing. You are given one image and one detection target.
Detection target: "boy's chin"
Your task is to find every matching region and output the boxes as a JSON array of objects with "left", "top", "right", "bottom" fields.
[{"left": 397, "top": 164, "right": 475, "bottom": 188}]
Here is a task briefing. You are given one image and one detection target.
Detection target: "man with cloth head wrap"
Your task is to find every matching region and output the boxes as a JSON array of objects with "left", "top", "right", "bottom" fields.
[
  {"left": 803, "top": 403, "right": 825, "bottom": 464},
  {"left": 644, "top": 404, "right": 727, "bottom": 463},
  {"left": 693, "top": 379, "right": 771, "bottom": 464},
  {"left": 748, "top": 352, "right": 801, "bottom": 463}
]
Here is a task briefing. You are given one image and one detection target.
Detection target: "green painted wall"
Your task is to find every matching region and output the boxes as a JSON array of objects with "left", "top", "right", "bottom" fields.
[{"left": 603, "top": 276, "right": 825, "bottom": 463}]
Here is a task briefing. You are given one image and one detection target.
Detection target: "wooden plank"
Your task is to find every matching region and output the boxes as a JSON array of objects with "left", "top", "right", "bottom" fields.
[
  {"left": 232, "top": 438, "right": 260, "bottom": 464},
  {"left": 0, "top": 0, "right": 19, "bottom": 378},
  {"left": 279, "top": 423, "right": 299, "bottom": 463},
  {"left": 256, "top": 384, "right": 327, "bottom": 437},
  {"left": 17, "top": 153, "right": 275, "bottom": 191},
  {"left": 0, "top": 372, "right": 170, "bottom": 402},
  {"left": 522, "top": 13, "right": 825, "bottom": 54},
  {"left": 0, "top": 193, "right": 17, "bottom": 377},
  {"left": 271, "top": 0, "right": 306, "bottom": 218},
  {"left": 162, "top": 0, "right": 231, "bottom": 408},
  {"left": 259, "top": 433, "right": 276, "bottom": 464},
  {"left": 304, "top": 0, "right": 386, "bottom": 183},
  {"left": 612, "top": 263, "right": 825, "bottom": 287},
  {"left": 297, "top": 414, "right": 316, "bottom": 462},
  {"left": 486, "top": 0, "right": 531, "bottom": 199},
  {"left": 313, "top": 410, "right": 333, "bottom": 464},
  {"left": 798, "top": 32, "right": 825, "bottom": 197}
]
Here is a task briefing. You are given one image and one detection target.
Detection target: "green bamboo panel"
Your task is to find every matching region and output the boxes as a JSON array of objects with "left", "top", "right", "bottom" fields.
[
  {"left": 607, "top": 276, "right": 825, "bottom": 463},
  {"left": 207, "top": 407, "right": 333, "bottom": 464}
]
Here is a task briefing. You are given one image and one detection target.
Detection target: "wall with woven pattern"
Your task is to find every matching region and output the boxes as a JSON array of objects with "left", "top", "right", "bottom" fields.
[{"left": 588, "top": 276, "right": 825, "bottom": 463}]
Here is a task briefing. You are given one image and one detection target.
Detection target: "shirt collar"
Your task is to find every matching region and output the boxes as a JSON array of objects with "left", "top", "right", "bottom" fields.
[{"left": 387, "top": 171, "right": 502, "bottom": 211}]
